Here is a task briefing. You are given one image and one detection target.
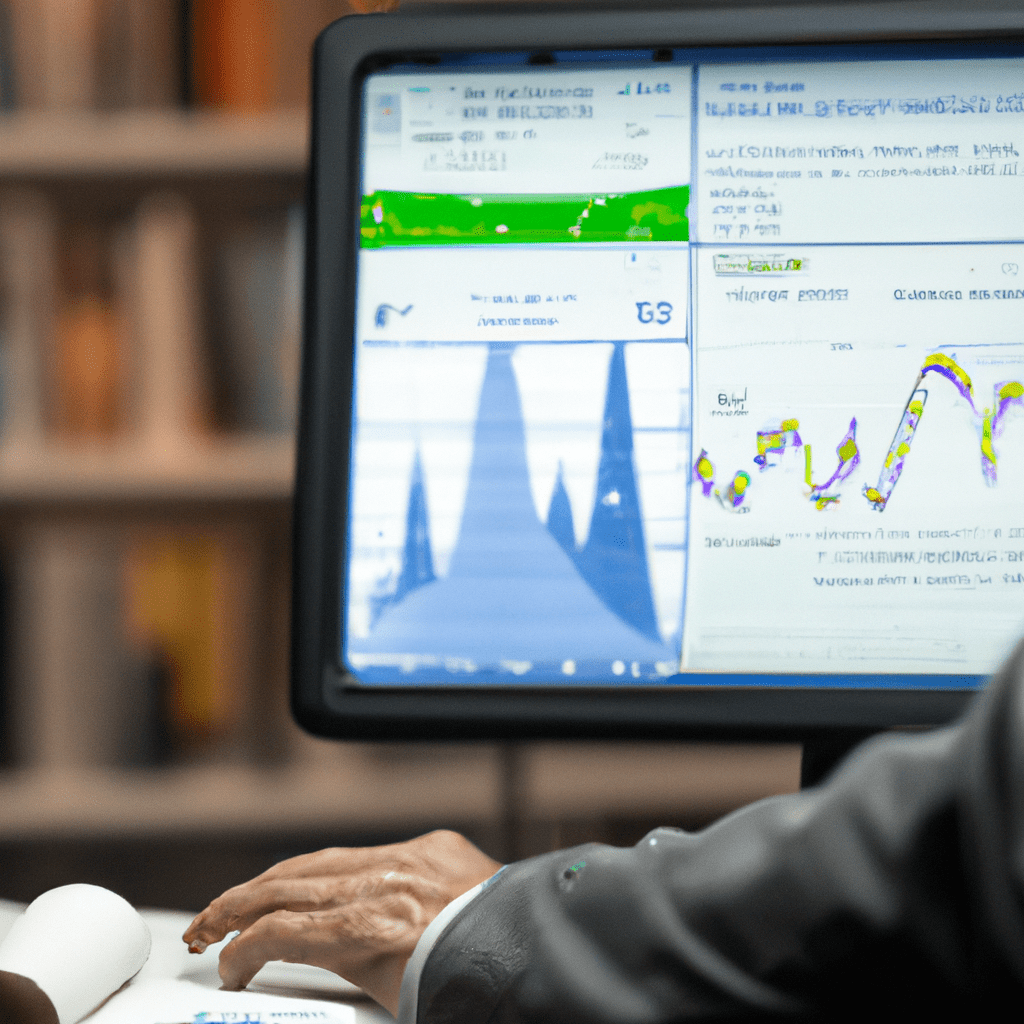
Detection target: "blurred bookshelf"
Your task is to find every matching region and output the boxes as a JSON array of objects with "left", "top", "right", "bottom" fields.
[
  {"left": 0, "top": 0, "right": 801, "bottom": 904},
  {"left": 0, "top": 0, "right": 356, "bottom": 864},
  {"left": 0, "top": 434, "right": 294, "bottom": 504},
  {"left": 0, "top": 110, "right": 307, "bottom": 177}
]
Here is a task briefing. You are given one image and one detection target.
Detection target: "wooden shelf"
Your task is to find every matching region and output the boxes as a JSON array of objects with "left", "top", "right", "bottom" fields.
[
  {"left": 0, "top": 756, "right": 501, "bottom": 841},
  {"left": 0, "top": 744, "right": 801, "bottom": 841},
  {"left": 0, "top": 434, "right": 295, "bottom": 505},
  {"left": 0, "top": 111, "right": 308, "bottom": 178},
  {"left": 523, "top": 741, "right": 801, "bottom": 820}
]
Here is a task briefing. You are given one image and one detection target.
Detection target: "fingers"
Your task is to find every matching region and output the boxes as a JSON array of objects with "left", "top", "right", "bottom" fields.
[
  {"left": 183, "top": 846, "right": 378, "bottom": 952},
  {"left": 218, "top": 909, "right": 317, "bottom": 990},
  {"left": 185, "top": 876, "right": 344, "bottom": 953},
  {"left": 181, "top": 827, "right": 503, "bottom": 1012},
  {"left": 184, "top": 867, "right": 445, "bottom": 958},
  {"left": 217, "top": 900, "right": 423, "bottom": 1016},
  {"left": 183, "top": 886, "right": 251, "bottom": 952},
  {"left": 183, "top": 841, "right": 443, "bottom": 952}
]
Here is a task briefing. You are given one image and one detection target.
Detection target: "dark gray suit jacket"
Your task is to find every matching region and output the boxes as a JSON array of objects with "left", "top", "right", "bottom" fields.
[{"left": 418, "top": 644, "right": 1024, "bottom": 1020}]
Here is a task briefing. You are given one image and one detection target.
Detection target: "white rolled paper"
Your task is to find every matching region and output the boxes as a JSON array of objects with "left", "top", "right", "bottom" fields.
[{"left": 0, "top": 884, "right": 151, "bottom": 1024}]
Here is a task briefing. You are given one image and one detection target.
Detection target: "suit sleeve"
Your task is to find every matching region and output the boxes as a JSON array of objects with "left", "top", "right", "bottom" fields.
[{"left": 417, "top": 643, "right": 1024, "bottom": 1022}]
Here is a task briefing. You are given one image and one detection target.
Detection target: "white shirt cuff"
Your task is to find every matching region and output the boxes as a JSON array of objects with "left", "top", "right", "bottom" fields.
[{"left": 396, "top": 866, "right": 507, "bottom": 1024}]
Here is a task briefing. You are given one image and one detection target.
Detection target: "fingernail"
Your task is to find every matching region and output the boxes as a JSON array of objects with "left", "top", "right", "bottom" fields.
[{"left": 188, "top": 940, "right": 207, "bottom": 954}]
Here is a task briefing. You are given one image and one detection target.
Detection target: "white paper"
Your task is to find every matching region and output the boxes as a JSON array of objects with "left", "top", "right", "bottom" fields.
[
  {"left": 134, "top": 909, "right": 362, "bottom": 997},
  {"left": 79, "top": 908, "right": 386, "bottom": 1024},
  {"left": 83, "top": 977, "right": 388, "bottom": 1024},
  {"left": 0, "top": 900, "right": 24, "bottom": 943},
  {"left": 0, "top": 885, "right": 151, "bottom": 1024}
]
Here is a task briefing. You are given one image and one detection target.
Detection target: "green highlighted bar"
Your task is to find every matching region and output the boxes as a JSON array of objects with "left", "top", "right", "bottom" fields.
[{"left": 359, "top": 186, "right": 689, "bottom": 247}]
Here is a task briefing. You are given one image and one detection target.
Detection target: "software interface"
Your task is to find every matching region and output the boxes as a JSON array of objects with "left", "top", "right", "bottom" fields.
[{"left": 345, "top": 48, "right": 1024, "bottom": 686}]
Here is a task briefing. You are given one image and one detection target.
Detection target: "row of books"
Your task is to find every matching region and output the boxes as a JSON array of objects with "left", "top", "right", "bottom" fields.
[
  {"left": 0, "top": 0, "right": 362, "bottom": 111},
  {"left": 0, "top": 523, "right": 291, "bottom": 768},
  {"left": 0, "top": 193, "right": 303, "bottom": 440}
]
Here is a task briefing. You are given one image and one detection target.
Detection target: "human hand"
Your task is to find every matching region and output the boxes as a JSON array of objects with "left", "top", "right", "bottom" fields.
[{"left": 182, "top": 830, "right": 501, "bottom": 1016}]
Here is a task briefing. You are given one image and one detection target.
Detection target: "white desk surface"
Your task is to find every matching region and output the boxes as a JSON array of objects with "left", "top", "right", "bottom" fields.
[{"left": 0, "top": 899, "right": 394, "bottom": 1024}]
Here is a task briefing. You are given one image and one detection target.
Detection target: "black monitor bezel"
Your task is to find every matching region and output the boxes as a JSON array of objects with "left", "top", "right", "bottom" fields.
[{"left": 294, "top": 0, "right": 1024, "bottom": 742}]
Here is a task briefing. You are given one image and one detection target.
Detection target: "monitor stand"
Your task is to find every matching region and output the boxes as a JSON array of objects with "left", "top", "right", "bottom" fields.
[{"left": 801, "top": 730, "right": 878, "bottom": 789}]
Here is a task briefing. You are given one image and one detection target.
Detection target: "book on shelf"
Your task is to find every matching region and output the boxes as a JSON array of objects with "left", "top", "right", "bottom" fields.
[
  {"left": 132, "top": 193, "right": 212, "bottom": 446},
  {"left": 210, "top": 204, "right": 304, "bottom": 433},
  {"left": 5, "top": 0, "right": 182, "bottom": 109},
  {"left": 122, "top": 525, "right": 261, "bottom": 763},
  {"left": 190, "top": 0, "right": 277, "bottom": 110},
  {"left": 1, "top": 0, "right": 382, "bottom": 112},
  {"left": 189, "top": 0, "right": 346, "bottom": 110},
  {"left": 1, "top": 520, "right": 268, "bottom": 770},
  {"left": 50, "top": 218, "right": 126, "bottom": 438},
  {"left": 5, "top": 203, "right": 129, "bottom": 444},
  {"left": 0, "top": 192, "right": 217, "bottom": 448},
  {"left": 124, "top": 532, "right": 224, "bottom": 761},
  {"left": 0, "top": 0, "right": 15, "bottom": 110},
  {"left": 6, "top": 0, "right": 94, "bottom": 109},
  {"left": 15, "top": 525, "right": 131, "bottom": 769},
  {"left": 94, "top": 0, "right": 184, "bottom": 109},
  {"left": 2, "top": 193, "right": 303, "bottom": 447},
  {"left": 279, "top": 204, "right": 304, "bottom": 431},
  {"left": 0, "top": 191, "right": 55, "bottom": 443}
]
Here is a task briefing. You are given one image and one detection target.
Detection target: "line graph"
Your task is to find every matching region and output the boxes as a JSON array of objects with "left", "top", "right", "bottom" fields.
[
  {"left": 866, "top": 352, "right": 1024, "bottom": 509},
  {"left": 694, "top": 352, "right": 1024, "bottom": 516}
]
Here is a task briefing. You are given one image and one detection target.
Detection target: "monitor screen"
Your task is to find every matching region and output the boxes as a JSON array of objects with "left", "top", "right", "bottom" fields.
[{"left": 295, "top": 2, "right": 1024, "bottom": 739}]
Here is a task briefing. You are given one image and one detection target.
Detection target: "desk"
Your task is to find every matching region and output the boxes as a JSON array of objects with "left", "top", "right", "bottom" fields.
[{"left": 0, "top": 899, "right": 393, "bottom": 1023}]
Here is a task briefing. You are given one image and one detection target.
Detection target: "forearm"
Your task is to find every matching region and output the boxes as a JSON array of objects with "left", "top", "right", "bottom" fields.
[{"left": 419, "top": 648, "right": 1024, "bottom": 1021}]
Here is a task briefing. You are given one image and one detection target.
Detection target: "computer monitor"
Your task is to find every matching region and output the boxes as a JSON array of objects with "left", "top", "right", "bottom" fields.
[{"left": 293, "top": 0, "right": 1024, "bottom": 742}]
